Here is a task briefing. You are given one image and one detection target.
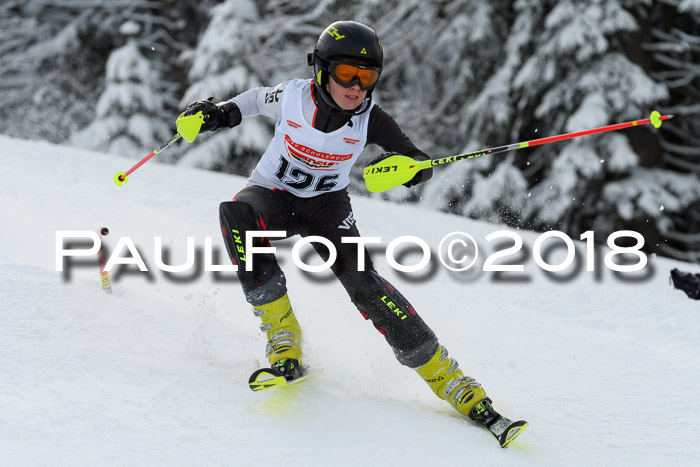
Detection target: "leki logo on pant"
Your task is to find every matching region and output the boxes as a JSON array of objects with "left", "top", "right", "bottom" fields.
[
  {"left": 381, "top": 295, "right": 407, "bottom": 320},
  {"left": 338, "top": 211, "right": 356, "bottom": 230},
  {"left": 232, "top": 228, "right": 246, "bottom": 262}
]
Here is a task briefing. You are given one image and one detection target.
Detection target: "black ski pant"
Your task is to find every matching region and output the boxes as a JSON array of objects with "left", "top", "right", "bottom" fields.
[{"left": 219, "top": 185, "right": 438, "bottom": 368}]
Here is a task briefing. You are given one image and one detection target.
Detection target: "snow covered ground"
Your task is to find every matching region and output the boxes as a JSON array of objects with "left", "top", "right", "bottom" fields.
[{"left": 1, "top": 135, "right": 699, "bottom": 466}]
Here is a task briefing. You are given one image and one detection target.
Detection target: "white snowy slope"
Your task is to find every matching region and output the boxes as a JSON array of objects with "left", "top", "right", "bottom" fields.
[{"left": 1, "top": 135, "right": 699, "bottom": 466}]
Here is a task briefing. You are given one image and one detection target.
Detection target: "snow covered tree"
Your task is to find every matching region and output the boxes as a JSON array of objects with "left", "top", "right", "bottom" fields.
[
  {"left": 350, "top": 0, "right": 514, "bottom": 202},
  {"left": 641, "top": 0, "right": 700, "bottom": 261},
  {"left": 0, "top": 0, "right": 212, "bottom": 147},
  {"left": 417, "top": 0, "right": 700, "bottom": 261},
  {"left": 514, "top": 0, "right": 669, "bottom": 232},
  {"left": 420, "top": 0, "right": 543, "bottom": 218},
  {"left": 0, "top": 0, "right": 104, "bottom": 142},
  {"left": 71, "top": 22, "right": 172, "bottom": 158},
  {"left": 70, "top": 1, "right": 216, "bottom": 159},
  {"left": 177, "top": 0, "right": 335, "bottom": 175},
  {"left": 177, "top": 0, "right": 268, "bottom": 174}
]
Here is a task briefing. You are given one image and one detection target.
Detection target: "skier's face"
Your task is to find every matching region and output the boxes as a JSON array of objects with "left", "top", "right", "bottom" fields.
[{"left": 327, "top": 76, "right": 368, "bottom": 110}]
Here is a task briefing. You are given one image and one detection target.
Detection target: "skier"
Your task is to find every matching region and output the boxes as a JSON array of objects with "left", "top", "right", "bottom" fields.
[{"left": 184, "top": 20, "right": 525, "bottom": 446}]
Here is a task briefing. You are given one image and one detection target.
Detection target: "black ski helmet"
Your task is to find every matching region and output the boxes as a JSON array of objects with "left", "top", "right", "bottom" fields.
[{"left": 307, "top": 21, "right": 383, "bottom": 114}]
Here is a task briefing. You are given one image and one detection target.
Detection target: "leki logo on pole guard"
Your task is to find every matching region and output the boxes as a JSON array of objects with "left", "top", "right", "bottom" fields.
[{"left": 368, "top": 165, "right": 399, "bottom": 174}]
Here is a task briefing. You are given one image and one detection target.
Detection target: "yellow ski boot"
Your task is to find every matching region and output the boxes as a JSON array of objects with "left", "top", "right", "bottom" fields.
[
  {"left": 415, "top": 345, "right": 486, "bottom": 417},
  {"left": 415, "top": 345, "right": 528, "bottom": 447},
  {"left": 248, "top": 294, "right": 306, "bottom": 391}
]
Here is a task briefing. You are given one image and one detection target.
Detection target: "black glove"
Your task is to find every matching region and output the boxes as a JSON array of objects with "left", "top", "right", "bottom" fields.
[
  {"left": 369, "top": 152, "right": 433, "bottom": 188},
  {"left": 184, "top": 97, "right": 242, "bottom": 133}
]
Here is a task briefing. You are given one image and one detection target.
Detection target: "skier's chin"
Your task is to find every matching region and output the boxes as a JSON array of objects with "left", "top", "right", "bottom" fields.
[{"left": 334, "top": 96, "right": 363, "bottom": 111}]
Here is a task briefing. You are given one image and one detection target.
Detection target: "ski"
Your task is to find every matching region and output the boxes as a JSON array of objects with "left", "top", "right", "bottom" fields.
[
  {"left": 248, "top": 359, "right": 309, "bottom": 392},
  {"left": 469, "top": 397, "right": 528, "bottom": 448},
  {"left": 482, "top": 415, "right": 528, "bottom": 448}
]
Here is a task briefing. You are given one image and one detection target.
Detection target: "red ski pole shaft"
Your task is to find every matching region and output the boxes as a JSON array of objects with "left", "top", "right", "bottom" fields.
[
  {"left": 364, "top": 111, "right": 673, "bottom": 192},
  {"left": 430, "top": 111, "right": 673, "bottom": 167},
  {"left": 114, "top": 133, "right": 182, "bottom": 186},
  {"left": 523, "top": 114, "right": 673, "bottom": 149}
]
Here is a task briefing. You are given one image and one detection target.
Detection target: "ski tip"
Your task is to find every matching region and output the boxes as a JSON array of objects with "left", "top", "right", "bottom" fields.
[
  {"left": 499, "top": 420, "right": 528, "bottom": 448},
  {"left": 248, "top": 369, "right": 288, "bottom": 392},
  {"left": 248, "top": 365, "right": 311, "bottom": 392}
]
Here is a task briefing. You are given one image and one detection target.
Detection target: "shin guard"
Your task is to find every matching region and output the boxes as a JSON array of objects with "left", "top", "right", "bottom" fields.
[{"left": 219, "top": 200, "right": 287, "bottom": 306}]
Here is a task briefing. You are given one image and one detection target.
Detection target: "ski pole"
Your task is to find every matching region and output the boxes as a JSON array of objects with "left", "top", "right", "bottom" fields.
[
  {"left": 363, "top": 111, "right": 673, "bottom": 193},
  {"left": 97, "top": 227, "right": 113, "bottom": 294},
  {"left": 113, "top": 111, "right": 205, "bottom": 186}
]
